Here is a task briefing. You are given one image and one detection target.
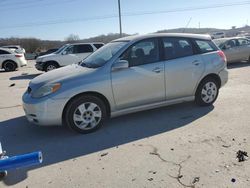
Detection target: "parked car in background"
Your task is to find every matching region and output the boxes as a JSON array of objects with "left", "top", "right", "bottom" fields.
[
  {"left": 35, "top": 48, "right": 58, "bottom": 59},
  {"left": 0, "top": 48, "right": 27, "bottom": 71},
  {"left": 1, "top": 45, "right": 26, "bottom": 54},
  {"left": 211, "top": 32, "right": 225, "bottom": 39},
  {"left": 35, "top": 43, "right": 104, "bottom": 72},
  {"left": 214, "top": 37, "right": 250, "bottom": 63},
  {"left": 23, "top": 33, "right": 228, "bottom": 133}
]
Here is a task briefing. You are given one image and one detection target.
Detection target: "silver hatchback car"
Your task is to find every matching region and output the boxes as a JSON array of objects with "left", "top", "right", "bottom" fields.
[{"left": 23, "top": 33, "right": 228, "bottom": 133}]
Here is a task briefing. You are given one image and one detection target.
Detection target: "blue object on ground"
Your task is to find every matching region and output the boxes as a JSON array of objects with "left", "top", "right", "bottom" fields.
[{"left": 0, "top": 152, "right": 42, "bottom": 171}]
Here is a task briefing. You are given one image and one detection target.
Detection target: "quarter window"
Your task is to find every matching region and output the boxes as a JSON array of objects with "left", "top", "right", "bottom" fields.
[
  {"left": 195, "top": 40, "right": 217, "bottom": 53},
  {"left": 163, "top": 38, "right": 194, "bottom": 60},
  {"left": 0, "top": 50, "right": 10, "bottom": 55},
  {"left": 121, "top": 39, "right": 159, "bottom": 67}
]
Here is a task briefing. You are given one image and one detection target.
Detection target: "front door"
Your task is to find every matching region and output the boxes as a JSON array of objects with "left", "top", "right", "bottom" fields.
[{"left": 111, "top": 38, "right": 165, "bottom": 110}]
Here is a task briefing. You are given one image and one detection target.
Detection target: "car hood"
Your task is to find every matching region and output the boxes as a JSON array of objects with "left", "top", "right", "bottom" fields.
[
  {"left": 30, "top": 64, "right": 94, "bottom": 89},
  {"left": 36, "top": 53, "right": 58, "bottom": 60}
]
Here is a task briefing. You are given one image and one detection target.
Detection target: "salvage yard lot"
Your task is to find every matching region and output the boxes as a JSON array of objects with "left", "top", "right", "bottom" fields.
[{"left": 0, "top": 61, "right": 250, "bottom": 188}]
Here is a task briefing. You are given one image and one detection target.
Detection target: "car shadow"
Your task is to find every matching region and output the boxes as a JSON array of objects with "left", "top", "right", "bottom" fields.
[
  {"left": 227, "top": 62, "right": 250, "bottom": 69},
  {"left": 0, "top": 102, "right": 214, "bottom": 186},
  {"left": 9, "top": 73, "right": 41, "bottom": 80}
]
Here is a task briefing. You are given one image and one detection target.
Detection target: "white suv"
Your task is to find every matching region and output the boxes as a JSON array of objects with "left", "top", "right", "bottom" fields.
[
  {"left": 0, "top": 48, "right": 27, "bottom": 71},
  {"left": 35, "top": 43, "right": 104, "bottom": 72}
]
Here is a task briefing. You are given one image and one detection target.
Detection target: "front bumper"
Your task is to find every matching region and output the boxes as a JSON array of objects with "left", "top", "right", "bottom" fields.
[
  {"left": 35, "top": 62, "right": 44, "bottom": 71},
  {"left": 22, "top": 92, "right": 67, "bottom": 126},
  {"left": 219, "top": 68, "right": 228, "bottom": 87}
]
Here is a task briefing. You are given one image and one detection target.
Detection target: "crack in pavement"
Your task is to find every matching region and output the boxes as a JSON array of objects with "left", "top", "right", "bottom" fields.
[
  {"left": 146, "top": 145, "right": 197, "bottom": 188},
  {"left": 0, "top": 105, "right": 22, "bottom": 109}
]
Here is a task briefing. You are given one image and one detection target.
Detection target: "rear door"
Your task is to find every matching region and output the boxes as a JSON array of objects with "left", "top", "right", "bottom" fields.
[
  {"left": 0, "top": 49, "right": 12, "bottom": 65},
  {"left": 236, "top": 38, "right": 250, "bottom": 60},
  {"left": 162, "top": 37, "right": 205, "bottom": 100}
]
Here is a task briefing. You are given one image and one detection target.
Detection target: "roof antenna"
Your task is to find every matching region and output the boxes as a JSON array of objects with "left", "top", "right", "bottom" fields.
[{"left": 183, "top": 17, "right": 192, "bottom": 33}]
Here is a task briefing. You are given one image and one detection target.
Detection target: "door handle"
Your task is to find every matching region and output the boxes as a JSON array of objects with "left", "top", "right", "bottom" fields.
[
  {"left": 152, "top": 67, "right": 162, "bottom": 73},
  {"left": 192, "top": 60, "right": 200, "bottom": 66}
]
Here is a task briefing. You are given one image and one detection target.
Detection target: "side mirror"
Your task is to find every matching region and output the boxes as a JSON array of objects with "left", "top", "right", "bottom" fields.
[
  {"left": 223, "top": 44, "right": 231, "bottom": 49},
  {"left": 62, "top": 50, "right": 68, "bottom": 55},
  {"left": 112, "top": 60, "right": 128, "bottom": 71}
]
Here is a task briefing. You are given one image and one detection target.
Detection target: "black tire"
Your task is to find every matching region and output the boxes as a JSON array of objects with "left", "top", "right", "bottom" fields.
[
  {"left": 63, "top": 95, "right": 107, "bottom": 134},
  {"left": 44, "top": 62, "right": 59, "bottom": 72},
  {"left": 195, "top": 77, "right": 219, "bottom": 106},
  {"left": 248, "top": 56, "right": 250, "bottom": 63},
  {"left": 3, "top": 61, "right": 17, "bottom": 72},
  {"left": 0, "top": 171, "right": 7, "bottom": 180}
]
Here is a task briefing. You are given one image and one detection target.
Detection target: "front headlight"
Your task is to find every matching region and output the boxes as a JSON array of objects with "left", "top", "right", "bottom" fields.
[{"left": 32, "top": 83, "right": 61, "bottom": 98}]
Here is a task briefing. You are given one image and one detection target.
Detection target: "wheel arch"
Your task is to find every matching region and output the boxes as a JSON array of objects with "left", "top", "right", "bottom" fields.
[
  {"left": 2, "top": 60, "right": 18, "bottom": 69},
  {"left": 43, "top": 60, "right": 60, "bottom": 70},
  {"left": 195, "top": 73, "right": 221, "bottom": 94},
  {"left": 62, "top": 91, "right": 111, "bottom": 123}
]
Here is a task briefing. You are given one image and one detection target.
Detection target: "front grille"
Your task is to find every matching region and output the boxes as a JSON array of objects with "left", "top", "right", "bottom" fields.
[{"left": 27, "top": 87, "right": 32, "bottom": 94}]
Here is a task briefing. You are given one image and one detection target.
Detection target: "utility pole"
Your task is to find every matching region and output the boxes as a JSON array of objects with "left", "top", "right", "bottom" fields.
[{"left": 118, "top": 0, "right": 122, "bottom": 38}]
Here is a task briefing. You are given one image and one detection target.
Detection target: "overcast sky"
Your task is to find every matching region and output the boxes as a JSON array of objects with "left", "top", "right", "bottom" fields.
[{"left": 0, "top": 0, "right": 249, "bottom": 40}]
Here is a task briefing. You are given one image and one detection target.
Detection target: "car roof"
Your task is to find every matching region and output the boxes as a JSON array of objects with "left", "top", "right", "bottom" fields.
[
  {"left": 113, "top": 33, "right": 211, "bottom": 42},
  {"left": 0, "top": 47, "right": 14, "bottom": 53},
  {"left": 214, "top": 37, "right": 249, "bottom": 41},
  {"left": 69, "top": 42, "right": 104, "bottom": 45}
]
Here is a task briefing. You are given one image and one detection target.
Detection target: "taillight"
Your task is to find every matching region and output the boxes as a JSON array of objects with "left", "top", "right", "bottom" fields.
[
  {"left": 15, "top": 54, "right": 23, "bottom": 58},
  {"left": 217, "top": 50, "right": 227, "bottom": 64}
]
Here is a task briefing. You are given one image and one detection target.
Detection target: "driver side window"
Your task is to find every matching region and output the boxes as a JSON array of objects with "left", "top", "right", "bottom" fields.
[{"left": 121, "top": 38, "right": 159, "bottom": 67}]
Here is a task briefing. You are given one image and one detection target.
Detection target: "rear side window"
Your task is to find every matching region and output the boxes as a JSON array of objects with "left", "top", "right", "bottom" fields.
[
  {"left": 93, "top": 43, "right": 104, "bottom": 49},
  {"left": 195, "top": 40, "right": 218, "bottom": 53},
  {"left": 238, "top": 39, "right": 250, "bottom": 46},
  {"left": 0, "top": 50, "right": 10, "bottom": 55},
  {"left": 74, "top": 44, "right": 93, "bottom": 53},
  {"left": 162, "top": 38, "right": 194, "bottom": 60}
]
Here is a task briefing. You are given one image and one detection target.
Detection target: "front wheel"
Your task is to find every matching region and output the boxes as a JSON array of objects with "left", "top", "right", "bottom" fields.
[
  {"left": 44, "top": 62, "right": 58, "bottom": 72},
  {"left": 64, "top": 95, "right": 107, "bottom": 134},
  {"left": 195, "top": 78, "right": 219, "bottom": 106}
]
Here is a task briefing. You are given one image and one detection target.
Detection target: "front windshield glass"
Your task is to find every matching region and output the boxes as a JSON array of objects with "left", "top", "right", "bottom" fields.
[
  {"left": 213, "top": 39, "right": 228, "bottom": 48},
  {"left": 54, "top": 44, "right": 70, "bottom": 54},
  {"left": 81, "top": 41, "right": 128, "bottom": 68}
]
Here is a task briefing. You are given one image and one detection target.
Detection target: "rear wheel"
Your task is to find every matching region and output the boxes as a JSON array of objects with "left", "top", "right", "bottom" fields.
[
  {"left": 44, "top": 62, "right": 59, "bottom": 72},
  {"left": 195, "top": 77, "right": 219, "bottom": 106},
  {"left": 248, "top": 56, "right": 250, "bottom": 63},
  {"left": 64, "top": 95, "right": 107, "bottom": 134},
  {"left": 0, "top": 171, "right": 7, "bottom": 180},
  {"left": 3, "top": 61, "right": 17, "bottom": 72}
]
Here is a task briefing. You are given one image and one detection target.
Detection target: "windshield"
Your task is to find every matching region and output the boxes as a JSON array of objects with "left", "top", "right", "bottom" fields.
[
  {"left": 81, "top": 41, "right": 128, "bottom": 68},
  {"left": 213, "top": 39, "right": 228, "bottom": 48},
  {"left": 54, "top": 44, "right": 70, "bottom": 54}
]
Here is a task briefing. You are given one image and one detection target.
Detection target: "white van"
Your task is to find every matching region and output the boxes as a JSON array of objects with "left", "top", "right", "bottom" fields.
[
  {"left": 35, "top": 43, "right": 104, "bottom": 72},
  {"left": 211, "top": 32, "right": 226, "bottom": 39}
]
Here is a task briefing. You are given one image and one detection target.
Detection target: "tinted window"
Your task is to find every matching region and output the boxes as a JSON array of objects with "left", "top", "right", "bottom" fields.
[
  {"left": 93, "top": 43, "right": 104, "bottom": 49},
  {"left": 0, "top": 50, "right": 10, "bottom": 55},
  {"left": 195, "top": 40, "right": 217, "bottom": 53},
  {"left": 238, "top": 39, "right": 250, "bottom": 46},
  {"left": 75, "top": 44, "right": 93, "bottom": 53},
  {"left": 163, "top": 38, "right": 194, "bottom": 60},
  {"left": 121, "top": 38, "right": 159, "bottom": 67},
  {"left": 225, "top": 39, "right": 237, "bottom": 48}
]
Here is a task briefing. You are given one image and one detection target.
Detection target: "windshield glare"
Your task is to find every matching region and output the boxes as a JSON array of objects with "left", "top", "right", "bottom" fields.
[
  {"left": 81, "top": 41, "right": 127, "bottom": 68},
  {"left": 54, "top": 44, "right": 70, "bottom": 54}
]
